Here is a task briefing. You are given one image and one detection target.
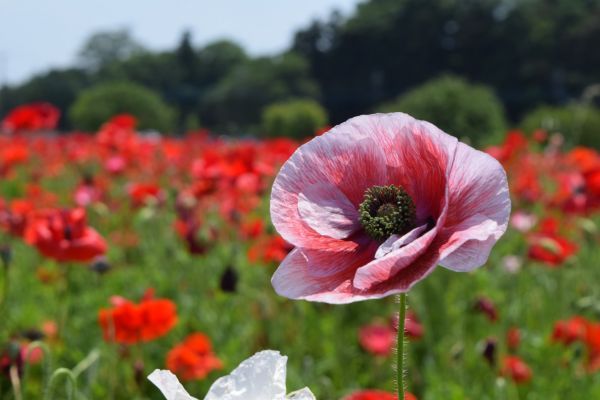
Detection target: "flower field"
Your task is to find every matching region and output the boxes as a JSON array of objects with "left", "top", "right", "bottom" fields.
[{"left": 1, "top": 107, "right": 600, "bottom": 399}]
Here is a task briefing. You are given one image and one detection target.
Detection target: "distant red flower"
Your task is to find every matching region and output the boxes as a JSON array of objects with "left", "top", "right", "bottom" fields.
[
  {"left": 247, "top": 235, "right": 292, "bottom": 264},
  {"left": 486, "top": 131, "right": 528, "bottom": 164},
  {"left": 109, "top": 114, "right": 137, "bottom": 129},
  {"left": 0, "top": 143, "right": 29, "bottom": 174},
  {"left": 343, "top": 390, "right": 417, "bottom": 400},
  {"left": 552, "top": 316, "right": 589, "bottom": 345},
  {"left": 24, "top": 208, "right": 107, "bottom": 262},
  {"left": 567, "top": 147, "right": 600, "bottom": 174},
  {"left": 0, "top": 199, "right": 34, "bottom": 237},
  {"left": 359, "top": 323, "right": 395, "bottom": 356},
  {"left": 392, "top": 311, "right": 424, "bottom": 340},
  {"left": 507, "top": 327, "right": 521, "bottom": 351},
  {"left": 474, "top": 297, "right": 498, "bottom": 322},
  {"left": 528, "top": 218, "right": 577, "bottom": 266},
  {"left": 585, "top": 323, "right": 600, "bottom": 372},
  {"left": 173, "top": 218, "right": 215, "bottom": 255},
  {"left": 97, "top": 114, "right": 138, "bottom": 151},
  {"left": 240, "top": 218, "right": 265, "bottom": 239},
  {"left": 551, "top": 316, "right": 600, "bottom": 372},
  {"left": 1, "top": 102, "right": 60, "bottom": 132},
  {"left": 501, "top": 355, "right": 532, "bottom": 384},
  {"left": 166, "top": 333, "right": 222, "bottom": 381},
  {"left": 128, "top": 183, "right": 164, "bottom": 207},
  {"left": 98, "top": 294, "right": 177, "bottom": 344}
]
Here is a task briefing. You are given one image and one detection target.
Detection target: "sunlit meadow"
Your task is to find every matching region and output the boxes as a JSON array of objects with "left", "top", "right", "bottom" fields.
[{"left": 1, "top": 106, "right": 600, "bottom": 400}]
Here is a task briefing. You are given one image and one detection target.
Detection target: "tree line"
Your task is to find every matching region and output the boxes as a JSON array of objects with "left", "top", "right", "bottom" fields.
[{"left": 0, "top": 0, "right": 598, "bottom": 135}]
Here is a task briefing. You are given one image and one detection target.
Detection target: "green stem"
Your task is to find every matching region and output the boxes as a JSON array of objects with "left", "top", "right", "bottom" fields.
[
  {"left": 0, "top": 261, "right": 9, "bottom": 317},
  {"left": 397, "top": 293, "right": 407, "bottom": 400},
  {"left": 44, "top": 368, "right": 77, "bottom": 400}
]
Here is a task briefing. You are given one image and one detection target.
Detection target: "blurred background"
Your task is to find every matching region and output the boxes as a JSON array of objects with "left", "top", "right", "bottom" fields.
[
  {"left": 1, "top": 0, "right": 599, "bottom": 145},
  {"left": 2, "top": 1, "right": 600, "bottom": 399}
]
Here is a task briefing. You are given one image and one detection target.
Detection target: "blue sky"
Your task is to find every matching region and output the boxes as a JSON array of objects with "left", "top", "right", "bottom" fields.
[{"left": 0, "top": 0, "right": 360, "bottom": 85}]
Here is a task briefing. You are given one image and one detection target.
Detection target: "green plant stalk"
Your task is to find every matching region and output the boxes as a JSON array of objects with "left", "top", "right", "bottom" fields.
[
  {"left": 44, "top": 368, "right": 77, "bottom": 400},
  {"left": 0, "top": 262, "right": 8, "bottom": 316},
  {"left": 397, "top": 293, "right": 407, "bottom": 400}
]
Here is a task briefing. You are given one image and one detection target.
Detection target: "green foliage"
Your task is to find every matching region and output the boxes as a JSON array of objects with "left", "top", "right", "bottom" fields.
[
  {"left": 78, "top": 29, "right": 145, "bottom": 72},
  {"left": 261, "top": 99, "right": 327, "bottom": 139},
  {"left": 377, "top": 75, "right": 507, "bottom": 145},
  {"left": 5, "top": 0, "right": 600, "bottom": 131},
  {"left": 204, "top": 53, "right": 320, "bottom": 133},
  {"left": 293, "top": 0, "right": 600, "bottom": 122},
  {"left": 520, "top": 104, "right": 600, "bottom": 147},
  {"left": 69, "top": 81, "right": 175, "bottom": 132}
]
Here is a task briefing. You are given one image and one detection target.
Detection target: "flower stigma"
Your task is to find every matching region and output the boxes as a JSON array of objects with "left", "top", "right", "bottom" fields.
[{"left": 358, "top": 184, "right": 416, "bottom": 240}]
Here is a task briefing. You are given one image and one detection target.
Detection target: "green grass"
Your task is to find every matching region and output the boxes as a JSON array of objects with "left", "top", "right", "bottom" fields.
[{"left": 2, "top": 164, "right": 600, "bottom": 400}]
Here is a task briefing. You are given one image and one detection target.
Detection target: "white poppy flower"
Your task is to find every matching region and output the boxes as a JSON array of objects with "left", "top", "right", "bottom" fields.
[{"left": 148, "top": 350, "right": 315, "bottom": 400}]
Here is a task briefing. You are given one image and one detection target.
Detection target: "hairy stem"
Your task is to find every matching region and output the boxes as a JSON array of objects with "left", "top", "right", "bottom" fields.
[{"left": 397, "top": 293, "right": 407, "bottom": 400}]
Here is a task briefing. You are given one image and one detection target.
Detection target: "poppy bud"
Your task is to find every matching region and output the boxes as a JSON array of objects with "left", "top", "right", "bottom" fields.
[
  {"left": 482, "top": 337, "right": 497, "bottom": 366},
  {"left": 220, "top": 265, "right": 238, "bottom": 293},
  {"left": 0, "top": 245, "right": 11, "bottom": 268},
  {"left": 89, "top": 257, "right": 111, "bottom": 275},
  {"left": 474, "top": 297, "right": 498, "bottom": 322},
  {"left": 134, "top": 359, "right": 145, "bottom": 386},
  {"left": 21, "top": 329, "right": 45, "bottom": 342}
]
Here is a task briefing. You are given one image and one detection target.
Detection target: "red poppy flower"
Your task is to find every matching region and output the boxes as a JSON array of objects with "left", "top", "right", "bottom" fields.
[
  {"left": 97, "top": 114, "right": 138, "bottom": 151},
  {"left": 552, "top": 316, "right": 588, "bottom": 345},
  {"left": 527, "top": 218, "right": 577, "bottom": 266},
  {"left": 0, "top": 143, "right": 29, "bottom": 174},
  {"left": 24, "top": 208, "right": 107, "bottom": 262},
  {"left": 501, "top": 356, "right": 532, "bottom": 384},
  {"left": 240, "top": 218, "right": 265, "bottom": 239},
  {"left": 343, "top": 390, "right": 417, "bottom": 400},
  {"left": 507, "top": 327, "right": 521, "bottom": 351},
  {"left": 128, "top": 183, "right": 164, "bottom": 207},
  {"left": 486, "top": 131, "right": 528, "bottom": 164},
  {"left": 247, "top": 235, "right": 293, "bottom": 264},
  {"left": 1, "top": 102, "right": 60, "bottom": 132},
  {"left": 98, "top": 294, "right": 177, "bottom": 344},
  {"left": 166, "top": 333, "right": 222, "bottom": 381},
  {"left": 585, "top": 323, "right": 600, "bottom": 372}
]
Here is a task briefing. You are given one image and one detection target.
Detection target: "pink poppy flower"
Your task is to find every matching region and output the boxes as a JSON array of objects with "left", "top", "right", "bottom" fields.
[{"left": 270, "top": 113, "right": 510, "bottom": 303}]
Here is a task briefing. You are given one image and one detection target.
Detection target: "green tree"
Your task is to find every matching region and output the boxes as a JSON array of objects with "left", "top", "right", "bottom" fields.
[
  {"left": 294, "top": 0, "right": 600, "bottom": 123},
  {"left": 204, "top": 52, "right": 320, "bottom": 133},
  {"left": 69, "top": 81, "right": 174, "bottom": 132},
  {"left": 377, "top": 75, "right": 506, "bottom": 145},
  {"left": 520, "top": 104, "right": 600, "bottom": 147},
  {"left": 261, "top": 99, "right": 328, "bottom": 139},
  {"left": 78, "top": 29, "right": 145, "bottom": 72}
]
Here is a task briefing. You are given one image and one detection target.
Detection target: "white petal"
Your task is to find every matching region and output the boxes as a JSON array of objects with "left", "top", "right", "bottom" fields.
[
  {"left": 374, "top": 224, "right": 428, "bottom": 259},
  {"left": 204, "top": 350, "right": 287, "bottom": 400},
  {"left": 286, "top": 388, "right": 317, "bottom": 400},
  {"left": 298, "top": 182, "right": 360, "bottom": 240},
  {"left": 148, "top": 370, "right": 198, "bottom": 400}
]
